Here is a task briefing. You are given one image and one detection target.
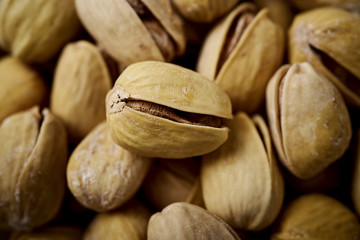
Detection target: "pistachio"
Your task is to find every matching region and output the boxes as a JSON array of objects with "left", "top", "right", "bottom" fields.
[
  {"left": 0, "top": 0, "right": 81, "bottom": 63},
  {"left": 148, "top": 202, "right": 241, "bottom": 240},
  {"left": 266, "top": 62, "right": 351, "bottom": 179},
  {"left": 50, "top": 40, "right": 113, "bottom": 142},
  {"left": 197, "top": 3, "right": 284, "bottom": 113},
  {"left": 201, "top": 112, "right": 284, "bottom": 231},
  {"left": 271, "top": 194, "right": 360, "bottom": 239},
  {"left": 289, "top": 7, "right": 360, "bottom": 107},
  {"left": 0, "top": 106, "right": 67, "bottom": 230},
  {"left": 352, "top": 130, "right": 360, "bottom": 216},
  {"left": 290, "top": 0, "right": 360, "bottom": 13},
  {"left": 106, "top": 61, "right": 232, "bottom": 158},
  {"left": 254, "top": 0, "right": 292, "bottom": 30},
  {"left": 0, "top": 56, "right": 47, "bottom": 123},
  {"left": 10, "top": 226, "right": 83, "bottom": 240},
  {"left": 75, "top": 0, "right": 186, "bottom": 65},
  {"left": 67, "top": 121, "right": 151, "bottom": 212}
]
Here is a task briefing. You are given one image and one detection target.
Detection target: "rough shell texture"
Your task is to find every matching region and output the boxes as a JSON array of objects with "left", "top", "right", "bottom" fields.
[
  {"left": 67, "top": 121, "right": 151, "bottom": 212},
  {"left": 148, "top": 202, "right": 241, "bottom": 240},
  {"left": 10, "top": 226, "right": 83, "bottom": 240},
  {"left": 0, "top": 0, "right": 81, "bottom": 63},
  {"left": 0, "top": 106, "right": 68, "bottom": 230},
  {"left": 201, "top": 112, "right": 284, "bottom": 231},
  {"left": 50, "top": 40, "right": 112, "bottom": 142},
  {"left": 266, "top": 62, "right": 351, "bottom": 179}
]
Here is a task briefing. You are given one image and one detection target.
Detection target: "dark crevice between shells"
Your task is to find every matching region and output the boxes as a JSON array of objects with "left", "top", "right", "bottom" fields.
[
  {"left": 125, "top": 100, "right": 223, "bottom": 128},
  {"left": 98, "top": 47, "right": 120, "bottom": 83},
  {"left": 127, "top": 0, "right": 176, "bottom": 61},
  {"left": 216, "top": 11, "right": 255, "bottom": 76},
  {"left": 310, "top": 44, "right": 360, "bottom": 95}
]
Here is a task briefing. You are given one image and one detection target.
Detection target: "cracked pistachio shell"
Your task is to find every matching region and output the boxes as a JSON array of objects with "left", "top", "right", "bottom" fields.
[
  {"left": 83, "top": 201, "right": 151, "bottom": 240},
  {"left": 0, "top": 106, "right": 67, "bottom": 230},
  {"left": 197, "top": 3, "right": 284, "bottom": 113},
  {"left": 67, "top": 121, "right": 151, "bottom": 212},
  {"left": 352, "top": 130, "right": 360, "bottom": 216},
  {"left": 172, "top": 0, "right": 239, "bottom": 23},
  {"left": 271, "top": 194, "right": 360, "bottom": 240},
  {"left": 106, "top": 61, "right": 232, "bottom": 159},
  {"left": 0, "top": 56, "right": 47, "bottom": 123},
  {"left": 148, "top": 202, "right": 241, "bottom": 240},
  {"left": 201, "top": 112, "right": 284, "bottom": 231},
  {"left": 266, "top": 62, "right": 351, "bottom": 179},
  {"left": 10, "top": 226, "right": 83, "bottom": 240},
  {"left": 289, "top": 7, "right": 360, "bottom": 107},
  {"left": 0, "top": 0, "right": 81, "bottom": 63},
  {"left": 50, "top": 40, "right": 112, "bottom": 142},
  {"left": 290, "top": 0, "right": 360, "bottom": 13},
  {"left": 75, "top": 0, "right": 185, "bottom": 65}
]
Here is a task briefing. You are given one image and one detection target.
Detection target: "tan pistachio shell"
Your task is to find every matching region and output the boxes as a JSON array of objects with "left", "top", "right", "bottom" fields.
[
  {"left": 197, "top": 3, "right": 284, "bottom": 113},
  {"left": 106, "top": 61, "right": 232, "bottom": 159},
  {"left": 290, "top": 0, "right": 360, "bottom": 13},
  {"left": 352, "top": 130, "right": 360, "bottom": 216},
  {"left": 201, "top": 112, "right": 284, "bottom": 231},
  {"left": 50, "top": 40, "right": 112, "bottom": 142},
  {"left": 148, "top": 202, "right": 241, "bottom": 240},
  {"left": 0, "top": 106, "right": 68, "bottom": 230},
  {"left": 266, "top": 62, "right": 351, "bottom": 179},
  {"left": 83, "top": 201, "right": 151, "bottom": 240},
  {"left": 0, "top": 56, "right": 47, "bottom": 123},
  {"left": 67, "top": 121, "right": 151, "bottom": 212},
  {"left": 289, "top": 7, "right": 360, "bottom": 107},
  {"left": 10, "top": 226, "right": 83, "bottom": 240},
  {"left": 0, "top": 0, "right": 81, "bottom": 63},
  {"left": 75, "top": 0, "right": 185, "bottom": 65},
  {"left": 254, "top": 0, "right": 292, "bottom": 30},
  {"left": 271, "top": 194, "right": 360, "bottom": 240}
]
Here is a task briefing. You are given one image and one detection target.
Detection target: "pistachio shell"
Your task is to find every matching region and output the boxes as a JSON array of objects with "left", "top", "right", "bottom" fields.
[
  {"left": 271, "top": 194, "right": 360, "bottom": 240},
  {"left": 352, "top": 130, "right": 360, "bottom": 216},
  {"left": 254, "top": 0, "right": 292, "bottom": 30},
  {"left": 10, "top": 226, "right": 83, "bottom": 240},
  {"left": 266, "top": 62, "right": 351, "bottom": 179},
  {"left": 67, "top": 121, "right": 151, "bottom": 212},
  {"left": 201, "top": 112, "right": 284, "bottom": 231},
  {"left": 0, "top": 106, "right": 67, "bottom": 230},
  {"left": 0, "top": 0, "right": 81, "bottom": 63},
  {"left": 0, "top": 56, "right": 47, "bottom": 123},
  {"left": 50, "top": 40, "right": 112, "bottom": 142},
  {"left": 197, "top": 3, "right": 284, "bottom": 112},
  {"left": 148, "top": 202, "right": 241, "bottom": 240},
  {"left": 289, "top": 7, "right": 360, "bottom": 107},
  {"left": 290, "top": 0, "right": 360, "bottom": 13}
]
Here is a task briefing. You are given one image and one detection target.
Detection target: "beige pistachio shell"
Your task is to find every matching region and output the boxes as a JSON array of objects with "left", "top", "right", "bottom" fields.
[
  {"left": 0, "top": 56, "right": 47, "bottom": 123},
  {"left": 271, "top": 194, "right": 360, "bottom": 240},
  {"left": 290, "top": 0, "right": 360, "bottom": 13},
  {"left": 0, "top": 0, "right": 80, "bottom": 63},
  {"left": 50, "top": 40, "right": 112, "bottom": 142},
  {"left": 83, "top": 201, "right": 151, "bottom": 240},
  {"left": 0, "top": 106, "right": 67, "bottom": 230},
  {"left": 148, "top": 202, "right": 241, "bottom": 240},
  {"left": 266, "top": 62, "right": 351, "bottom": 179},
  {"left": 172, "top": 0, "right": 239, "bottom": 22},
  {"left": 353, "top": 130, "right": 360, "bottom": 216},
  {"left": 67, "top": 121, "right": 151, "bottom": 212},
  {"left": 75, "top": 0, "right": 185, "bottom": 65},
  {"left": 254, "top": 0, "right": 292, "bottom": 30},
  {"left": 10, "top": 226, "right": 83, "bottom": 240},
  {"left": 197, "top": 3, "right": 284, "bottom": 113},
  {"left": 201, "top": 112, "right": 284, "bottom": 231},
  {"left": 289, "top": 7, "right": 360, "bottom": 107}
]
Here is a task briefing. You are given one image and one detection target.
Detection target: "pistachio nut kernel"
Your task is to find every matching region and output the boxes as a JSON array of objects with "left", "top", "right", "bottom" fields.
[
  {"left": 106, "top": 61, "right": 232, "bottom": 159},
  {"left": 266, "top": 62, "right": 351, "bottom": 179},
  {"left": 290, "top": 0, "right": 360, "bottom": 13},
  {"left": 0, "top": 106, "right": 67, "bottom": 230},
  {"left": 10, "top": 226, "right": 83, "bottom": 240},
  {"left": 67, "top": 121, "right": 151, "bottom": 212},
  {"left": 148, "top": 202, "right": 241, "bottom": 240},
  {"left": 197, "top": 3, "right": 284, "bottom": 113},
  {"left": 201, "top": 112, "right": 284, "bottom": 231},
  {"left": 289, "top": 7, "right": 360, "bottom": 107},
  {"left": 271, "top": 194, "right": 360, "bottom": 240}
]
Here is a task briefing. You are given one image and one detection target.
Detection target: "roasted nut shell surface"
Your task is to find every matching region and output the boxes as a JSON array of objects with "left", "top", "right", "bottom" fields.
[
  {"left": 271, "top": 194, "right": 360, "bottom": 240},
  {"left": 10, "top": 226, "right": 83, "bottom": 240},
  {"left": 147, "top": 202, "right": 241, "bottom": 240},
  {"left": 106, "top": 61, "right": 232, "bottom": 158},
  {"left": 290, "top": 0, "right": 360, "bottom": 13},
  {"left": 266, "top": 62, "right": 351, "bottom": 179},
  {"left": 0, "top": 106, "right": 68, "bottom": 230},
  {"left": 67, "top": 121, "right": 151, "bottom": 212}
]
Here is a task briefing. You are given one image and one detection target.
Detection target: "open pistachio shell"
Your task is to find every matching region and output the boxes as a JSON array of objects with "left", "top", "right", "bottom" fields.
[
  {"left": 201, "top": 112, "right": 284, "bottom": 231},
  {"left": 271, "top": 194, "right": 360, "bottom": 240},
  {"left": 266, "top": 62, "right": 351, "bottom": 179},
  {"left": 289, "top": 7, "right": 360, "bottom": 107},
  {"left": 353, "top": 130, "right": 360, "bottom": 216},
  {"left": 106, "top": 61, "right": 232, "bottom": 158},
  {"left": 197, "top": 3, "right": 284, "bottom": 113}
]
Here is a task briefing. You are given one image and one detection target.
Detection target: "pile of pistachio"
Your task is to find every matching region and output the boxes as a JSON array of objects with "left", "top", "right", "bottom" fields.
[{"left": 1, "top": 0, "right": 360, "bottom": 239}]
